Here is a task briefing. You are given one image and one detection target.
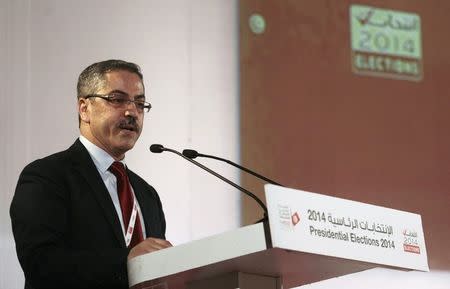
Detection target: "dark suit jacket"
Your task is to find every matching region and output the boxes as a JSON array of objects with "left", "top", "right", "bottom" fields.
[{"left": 10, "top": 139, "right": 166, "bottom": 289}]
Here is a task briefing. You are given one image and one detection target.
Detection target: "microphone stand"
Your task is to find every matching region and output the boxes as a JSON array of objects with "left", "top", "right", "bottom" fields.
[
  {"left": 150, "top": 145, "right": 268, "bottom": 222},
  {"left": 183, "top": 149, "right": 283, "bottom": 186}
]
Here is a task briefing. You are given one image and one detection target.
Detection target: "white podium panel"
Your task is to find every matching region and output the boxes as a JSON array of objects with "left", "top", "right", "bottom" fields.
[{"left": 128, "top": 223, "right": 268, "bottom": 288}]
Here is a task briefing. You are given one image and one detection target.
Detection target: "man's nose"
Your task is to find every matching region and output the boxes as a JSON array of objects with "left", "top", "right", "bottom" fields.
[{"left": 124, "top": 100, "right": 139, "bottom": 115}]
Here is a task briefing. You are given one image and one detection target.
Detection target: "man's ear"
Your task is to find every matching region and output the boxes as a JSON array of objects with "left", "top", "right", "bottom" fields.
[{"left": 78, "top": 98, "right": 90, "bottom": 123}]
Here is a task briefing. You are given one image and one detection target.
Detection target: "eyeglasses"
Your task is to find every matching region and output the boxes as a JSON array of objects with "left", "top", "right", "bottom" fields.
[{"left": 84, "top": 93, "right": 151, "bottom": 113}]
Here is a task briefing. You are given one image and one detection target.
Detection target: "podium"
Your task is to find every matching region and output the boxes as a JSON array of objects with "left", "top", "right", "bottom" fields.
[{"left": 128, "top": 185, "right": 429, "bottom": 289}]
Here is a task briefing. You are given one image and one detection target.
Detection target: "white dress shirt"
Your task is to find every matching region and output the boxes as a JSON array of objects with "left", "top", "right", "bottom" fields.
[{"left": 79, "top": 135, "right": 147, "bottom": 239}]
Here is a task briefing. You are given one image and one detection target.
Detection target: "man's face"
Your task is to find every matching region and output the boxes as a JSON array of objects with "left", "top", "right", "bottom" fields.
[{"left": 79, "top": 70, "right": 145, "bottom": 160}]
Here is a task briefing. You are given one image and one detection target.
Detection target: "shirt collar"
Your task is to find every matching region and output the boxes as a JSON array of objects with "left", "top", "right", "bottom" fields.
[{"left": 79, "top": 135, "right": 127, "bottom": 173}]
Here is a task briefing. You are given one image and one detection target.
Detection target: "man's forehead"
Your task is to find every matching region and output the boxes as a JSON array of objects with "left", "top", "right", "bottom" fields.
[{"left": 101, "top": 70, "right": 145, "bottom": 93}]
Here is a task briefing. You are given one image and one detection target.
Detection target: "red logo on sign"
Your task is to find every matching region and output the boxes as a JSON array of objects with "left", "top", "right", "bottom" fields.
[
  {"left": 403, "top": 244, "right": 420, "bottom": 254},
  {"left": 291, "top": 212, "right": 300, "bottom": 226}
]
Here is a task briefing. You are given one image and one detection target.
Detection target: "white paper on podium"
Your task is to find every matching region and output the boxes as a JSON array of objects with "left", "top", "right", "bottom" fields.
[{"left": 265, "top": 184, "right": 429, "bottom": 271}]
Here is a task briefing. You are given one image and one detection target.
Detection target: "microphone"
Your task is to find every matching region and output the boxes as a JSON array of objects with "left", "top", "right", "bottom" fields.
[
  {"left": 150, "top": 144, "right": 268, "bottom": 220},
  {"left": 182, "top": 149, "right": 283, "bottom": 186},
  {"left": 149, "top": 144, "right": 165, "bottom": 153}
]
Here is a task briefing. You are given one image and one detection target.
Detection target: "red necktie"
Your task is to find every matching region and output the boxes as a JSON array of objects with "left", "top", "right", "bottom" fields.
[{"left": 109, "top": 161, "right": 144, "bottom": 248}]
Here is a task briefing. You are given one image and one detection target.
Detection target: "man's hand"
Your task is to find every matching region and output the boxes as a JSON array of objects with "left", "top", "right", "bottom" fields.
[{"left": 128, "top": 237, "right": 172, "bottom": 260}]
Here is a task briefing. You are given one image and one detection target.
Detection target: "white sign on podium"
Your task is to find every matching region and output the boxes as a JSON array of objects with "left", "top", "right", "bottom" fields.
[{"left": 265, "top": 184, "right": 429, "bottom": 271}]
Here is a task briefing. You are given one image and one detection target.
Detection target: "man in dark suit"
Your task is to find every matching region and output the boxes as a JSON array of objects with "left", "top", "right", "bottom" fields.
[{"left": 10, "top": 59, "right": 172, "bottom": 289}]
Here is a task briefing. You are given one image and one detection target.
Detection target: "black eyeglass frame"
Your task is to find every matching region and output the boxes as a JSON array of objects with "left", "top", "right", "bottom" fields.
[{"left": 84, "top": 93, "right": 152, "bottom": 113}]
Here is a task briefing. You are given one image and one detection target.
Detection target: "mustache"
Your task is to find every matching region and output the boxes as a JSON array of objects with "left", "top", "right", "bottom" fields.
[{"left": 117, "top": 116, "right": 140, "bottom": 131}]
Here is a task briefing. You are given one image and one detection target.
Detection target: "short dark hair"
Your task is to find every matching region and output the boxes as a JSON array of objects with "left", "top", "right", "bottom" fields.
[
  {"left": 77, "top": 59, "right": 144, "bottom": 98},
  {"left": 77, "top": 60, "right": 144, "bottom": 126}
]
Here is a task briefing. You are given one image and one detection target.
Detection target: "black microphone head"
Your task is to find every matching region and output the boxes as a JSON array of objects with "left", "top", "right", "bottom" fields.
[
  {"left": 150, "top": 144, "right": 165, "bottom": 153},
  {"left": 182, "top": 149, "right": 199, "bottom": 159}
]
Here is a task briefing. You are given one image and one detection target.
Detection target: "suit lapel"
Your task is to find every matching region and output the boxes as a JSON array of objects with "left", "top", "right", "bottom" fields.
[{"left": 68, "top": 140, "right": 126, "bottom": 247}]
